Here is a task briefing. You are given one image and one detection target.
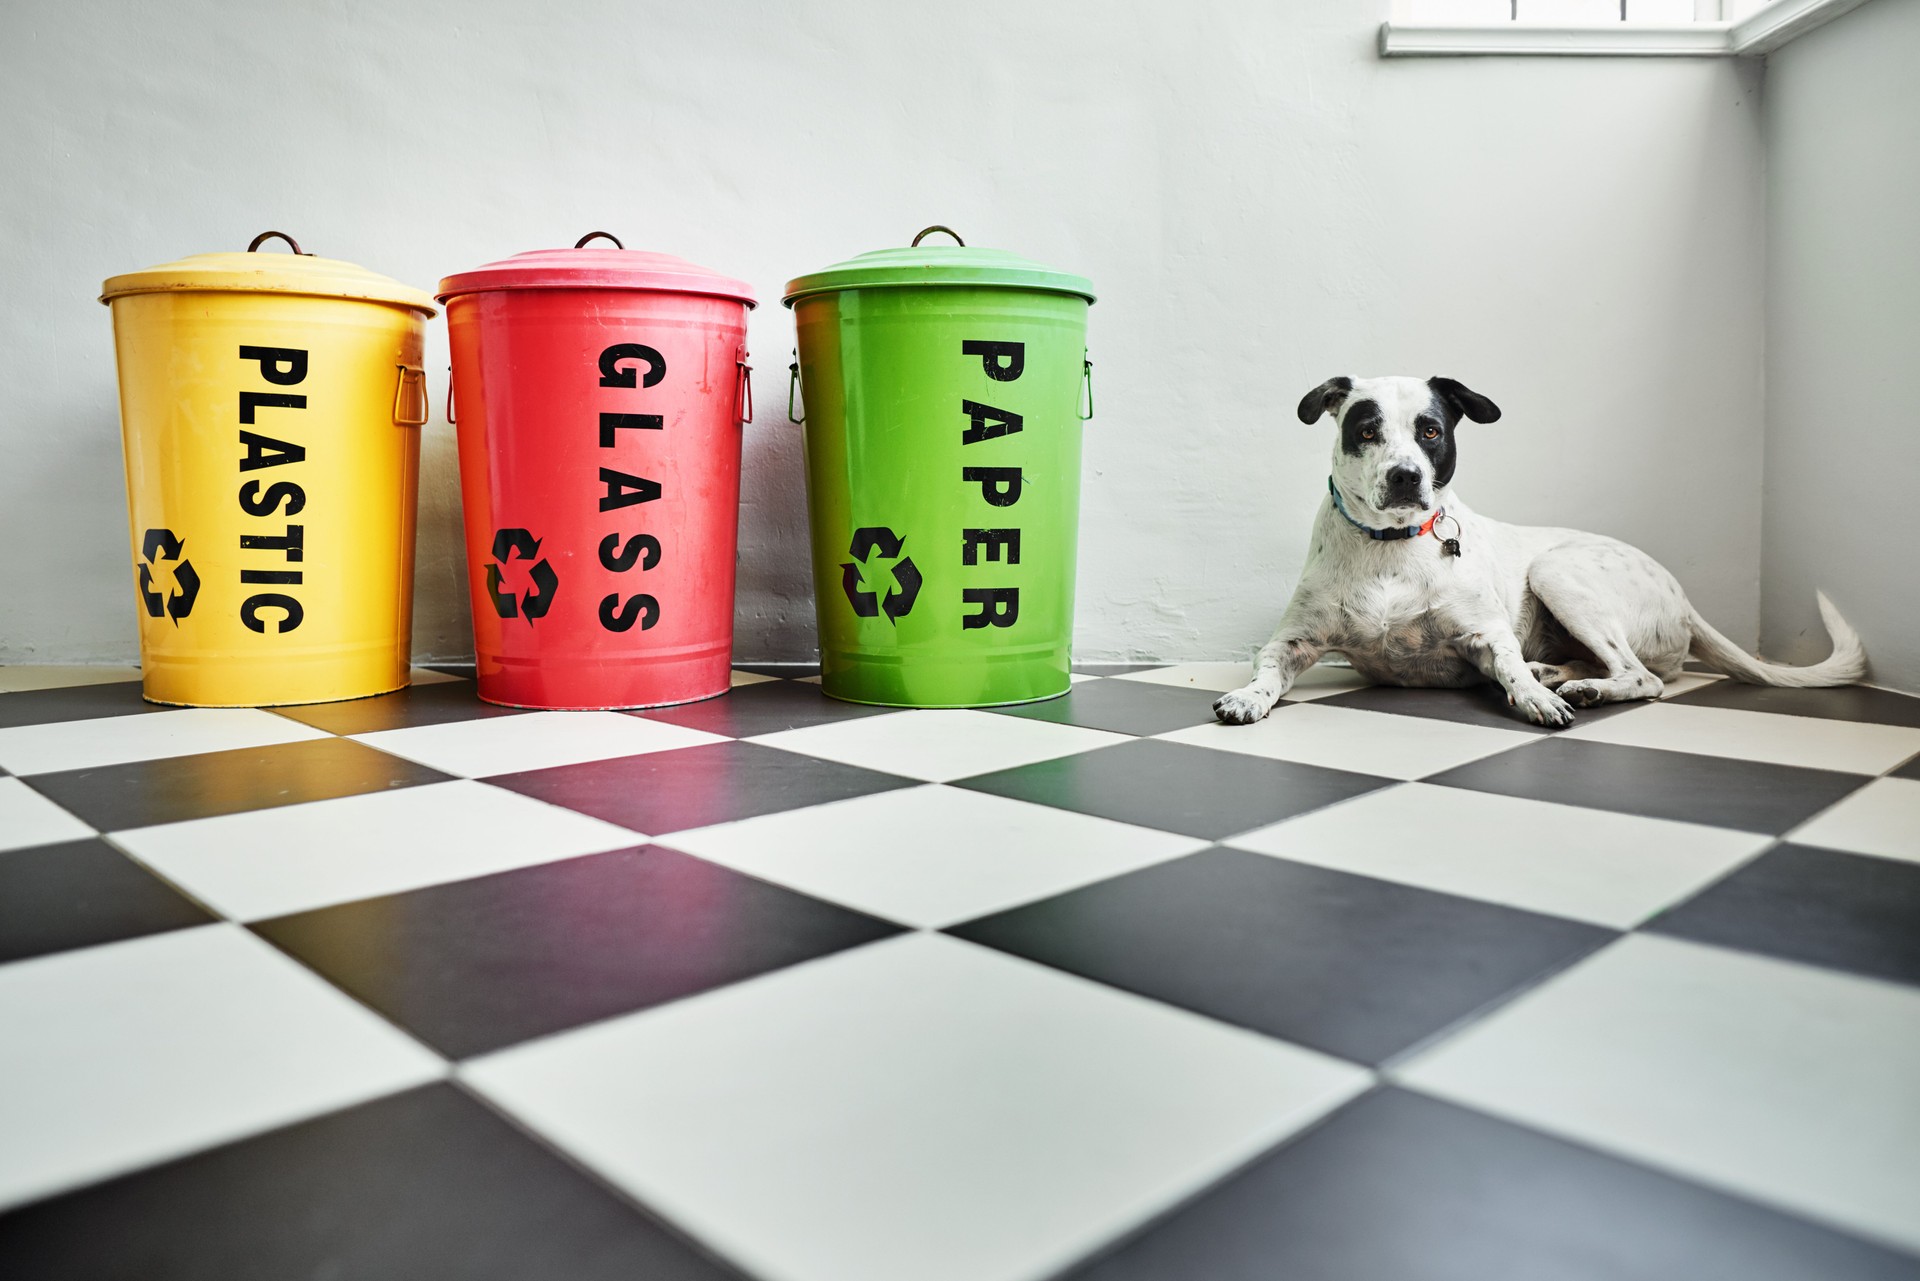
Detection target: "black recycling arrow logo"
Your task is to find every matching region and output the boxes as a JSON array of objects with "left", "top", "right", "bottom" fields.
[
  {"left": 486, "top": 528, "right": 559, "bottom": 624},
  {"left": 841, "top": 526, "right": 921, "bottom": 624},
  {"left": 138, "top": 528, "right": 199, "bottom": 626}
]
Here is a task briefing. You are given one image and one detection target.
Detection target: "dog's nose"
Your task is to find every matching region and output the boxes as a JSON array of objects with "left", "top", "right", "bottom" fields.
[{"left": 1386, "top": 465, "right": 1422, "bottom": 489}]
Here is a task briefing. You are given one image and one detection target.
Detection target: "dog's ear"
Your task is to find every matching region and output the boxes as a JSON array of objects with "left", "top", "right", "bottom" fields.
[
  {"left": 1296, "top": 377, "right": 1353, "bottom": 424},
  {"left": 1428, "top": 377, "right": 1501, "bottom": 424}
]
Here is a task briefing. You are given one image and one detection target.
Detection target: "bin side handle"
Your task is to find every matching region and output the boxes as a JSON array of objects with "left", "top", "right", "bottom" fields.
[
  {"left": 1080, "top": 354, "right": 1094, "bottom": 421},
  {"left": 787, "top": 352, "right": 805, "bottom": 424},
  {"left": 394, "top": 365, "right": 429, "bottom": 427},
  {"left": 445, "top": 366, "right": 456, "bottom": 425},
  {"left": 736, "top": 358, "right": 753, "bottom": 425}
]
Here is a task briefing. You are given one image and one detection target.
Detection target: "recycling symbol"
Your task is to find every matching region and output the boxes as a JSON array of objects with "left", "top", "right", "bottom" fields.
[
  {"left": 841, "top": 526, "right": 921, "bottom": 623},
  {"left": 137, "top": 528, "right": 199, "bottom": 626},
  {"left": 486, "top": 528, "right": 559, "bottom": 624}
]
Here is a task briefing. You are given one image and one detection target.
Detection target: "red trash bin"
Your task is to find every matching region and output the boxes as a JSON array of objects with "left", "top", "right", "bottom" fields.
[{"left": 439, "top": 233, "right": 756, "bottom": 709}]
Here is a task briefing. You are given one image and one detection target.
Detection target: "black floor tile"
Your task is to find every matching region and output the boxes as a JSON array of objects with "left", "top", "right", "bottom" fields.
[
  {"left": 954, "top": 740, "right": 1393, "bottom": 841},
  {"left": 634, "top": 678, "right": 893, "bottom": 738},
  {"left": 1315, "top": 682, "right": 1647, "bottom": 735},
  {"left": 423, "top": 662, "right": 477, "bottom": 677},
  {"left": 986, "top": 679, "right": 1222, "bottom": 737},
  {"left": 271, "top": 679, "right": 520, "bottom": 734},
  {"left": 489, "top": 740, "right": 916, "bottom": 834},
  {"left": 0, "top": 682, "right": 162, "bottom": 729},
  {"left": 1428, "top": 738, "right": 1870, "bottom": 834},
  {"left": 1666, "top": 680, "right": 1920, "bottom": 729},
  {"left": 24, "top": 738, "right": 452, "bottom": 831},
  {"left": 949, "top": 848, "right": 1611, "bottom": 1065},
  {"left": 0, "top": 1084, "right": 749, "bottom": 1281},
  {"left": 253, "top": 846, "right": 902, "bottom": 1059},
  {"left": 1062, "top": 1089, "right": 1920, "bottom": 1281},
  {"left": 1646, "top": 843, "right": 1920, "bottom": 988},
  {"left": 1894, "top": 753, "right": 1920, "bottom": 782},
  {"left": 0, "top": 839, "right": 214, "bottom": 964}
]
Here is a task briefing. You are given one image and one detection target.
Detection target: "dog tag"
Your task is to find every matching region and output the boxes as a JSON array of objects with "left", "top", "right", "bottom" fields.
[{"left": 1442, "top": 538, "right": 1462, "bottom": 558}]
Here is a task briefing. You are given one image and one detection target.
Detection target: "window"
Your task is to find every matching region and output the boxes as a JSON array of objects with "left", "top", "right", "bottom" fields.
[
  {"left": 1380, "top": 0, "right": 1867, "bottom": 56},
  {"left": 1402, "top": 1, "right": 1717, "bottom": 20}
]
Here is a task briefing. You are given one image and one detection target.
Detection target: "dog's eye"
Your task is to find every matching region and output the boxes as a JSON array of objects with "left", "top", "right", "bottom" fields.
[
  {"left": 1422, "top": 425, "right": 1439, "bottom": 440},
  {"left": 1359, "top": 428, "right": 1375, "bottom": 440}
]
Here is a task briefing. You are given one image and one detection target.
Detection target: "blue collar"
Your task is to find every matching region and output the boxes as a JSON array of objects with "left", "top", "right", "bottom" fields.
[{"left": 1327, "top": 476, "right": 1445, "bottom": 542}]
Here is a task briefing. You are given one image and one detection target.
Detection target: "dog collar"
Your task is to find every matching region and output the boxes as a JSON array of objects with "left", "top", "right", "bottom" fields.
[{"left": 1327, "top": 477, "right": 1444, "bottom": 541}]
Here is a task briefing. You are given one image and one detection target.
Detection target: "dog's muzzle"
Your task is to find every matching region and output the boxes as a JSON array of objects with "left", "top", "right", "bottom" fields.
[{"left": 1380, "top": 464, "right": 1426, "bottom": 510}]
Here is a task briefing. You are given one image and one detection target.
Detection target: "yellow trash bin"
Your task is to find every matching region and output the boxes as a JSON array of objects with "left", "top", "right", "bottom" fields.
[{"left": 100, "top": 231, "right": 436, "bottom": 707}]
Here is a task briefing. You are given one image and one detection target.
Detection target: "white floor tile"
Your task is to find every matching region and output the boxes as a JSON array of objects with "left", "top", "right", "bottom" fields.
[
  {"left": 0, "top": 666, "right": 141, "bottom": 694},
  {"left": 730, "top": 669, "right": 777, "bottom": 688},
  {"left": 465, "top": 933, "right": 1368, "bottom": 1281},
  {"left": 1157, "top": 702, "right": 1536, "bottom": 781},
  {"left": 1111, "top": 661, "right": 1257, "bottom": 692},
  {"left": 406, "top": 667, "right": 465, "bottom": 686},
  {"left": 750, "top": 710, "right": 1128, "bottom": 783},
  {"left": 0, "top": 925, "right": 441, "bottom": 1210},
  {"left": 1395, "top": 934, "right": 1920, "bottom": 1254},
  {"left": 1277, "top": 663, "right": 1376, "bottom": 701},
  {"left": 1657, "top": 672, "right": 1724, "bottom": 700},
  {"left": 0, "top": 709, "right": 330, "bottom": 777},
  {"left": 1229, "top": 783, "right": 1769, "bottom": 928},
  {"left": 1788, "top": 777, "right": 1920, "bottom": 864},
  {"left": 663, "top": 785, "right": 1205, "bottom": 927},
  {"left": 1110, "top": 661, "right": 1371, "bottom": 701},
  {"left": 351, "top": 711, "right": 726, "bottom": 778},
  {"left": 113, "top": 780, "right": 643, "bottom": 920},
  {"left": 0, "top": 778, "right": 95, "bottom": 851},
  {"left": 1560, "top": 703, "right": 1920, "bottom": 775}
]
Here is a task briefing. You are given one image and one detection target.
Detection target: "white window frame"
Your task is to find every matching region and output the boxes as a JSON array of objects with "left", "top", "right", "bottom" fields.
[{"left": 1379, "top": 0, "right": 1872, "bottom": 57}]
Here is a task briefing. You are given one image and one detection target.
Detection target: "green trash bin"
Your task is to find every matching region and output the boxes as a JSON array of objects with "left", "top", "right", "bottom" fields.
[{"left": 784, "top": 226, "right": 1095, "bottom": 708}]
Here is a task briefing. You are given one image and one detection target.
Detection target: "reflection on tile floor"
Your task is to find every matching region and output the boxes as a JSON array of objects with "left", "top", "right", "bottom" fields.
[{"left": 2, "top": 662, "right": 1919, "bottom": 1278}]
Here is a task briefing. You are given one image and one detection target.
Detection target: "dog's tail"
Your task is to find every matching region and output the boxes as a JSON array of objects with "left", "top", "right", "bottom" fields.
[{"left": 1686, "top": 591, "right": 1866, "bottom": 688}]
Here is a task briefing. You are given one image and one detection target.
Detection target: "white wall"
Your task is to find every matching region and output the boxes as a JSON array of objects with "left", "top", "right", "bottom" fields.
[
  {"left": 1761, "top": 0, "right": 1920, "bottom": 694},
  {"left": 0, "top": 0, "right": 1766, "bottom": 665}
]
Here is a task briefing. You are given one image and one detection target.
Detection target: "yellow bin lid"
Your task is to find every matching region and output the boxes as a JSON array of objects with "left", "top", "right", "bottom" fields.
[{"left": 100, "top": 230, "right": 436, "bottom": 315}]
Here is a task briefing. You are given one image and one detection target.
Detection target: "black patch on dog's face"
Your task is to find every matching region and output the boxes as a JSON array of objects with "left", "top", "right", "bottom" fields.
[
  {"left": 1415, "top": 396, "right": 1459, "bottom": 489},
  {"left": 1340, "top": 399, "right": 1383, "bottom": 457}
]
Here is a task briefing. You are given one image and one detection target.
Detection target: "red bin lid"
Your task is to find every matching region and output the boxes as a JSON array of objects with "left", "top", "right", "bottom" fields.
[{"left": 437, "top": 232, "right": 756, "bottom": 307}]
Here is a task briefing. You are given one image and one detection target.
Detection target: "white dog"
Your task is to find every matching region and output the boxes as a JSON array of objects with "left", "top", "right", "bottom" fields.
[{"left": 1213, "top": 375, "right": 1865, "bottom": 728}]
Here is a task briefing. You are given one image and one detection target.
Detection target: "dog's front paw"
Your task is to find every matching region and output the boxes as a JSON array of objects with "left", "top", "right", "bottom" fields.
[
  {"left": 1510, "top": 684, "right": 1575, "bottom": 728},
  {"left": 1214, "top": 685, "right": 1276, "bottom": 725}
]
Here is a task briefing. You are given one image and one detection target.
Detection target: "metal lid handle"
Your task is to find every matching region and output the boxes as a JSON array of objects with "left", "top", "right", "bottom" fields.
[
  {"left": 911, "top": 225, "right": 965, "bottom": 247},
  {"left": 575, "top": 231, "right": 625, "bottom": 249},
  {"left": 247, "top": 231, "right": 309, "bottom": 255}
]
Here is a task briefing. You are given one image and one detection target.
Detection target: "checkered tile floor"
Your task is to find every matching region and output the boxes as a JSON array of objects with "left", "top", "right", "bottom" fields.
[{"left": 3, "top": 660, "right": 1920, "bottom": 1279}]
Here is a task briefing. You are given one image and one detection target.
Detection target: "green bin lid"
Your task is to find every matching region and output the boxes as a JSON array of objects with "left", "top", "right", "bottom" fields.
[{"left": 783, "top": 226, "right": 1095, "bottom": 307}]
